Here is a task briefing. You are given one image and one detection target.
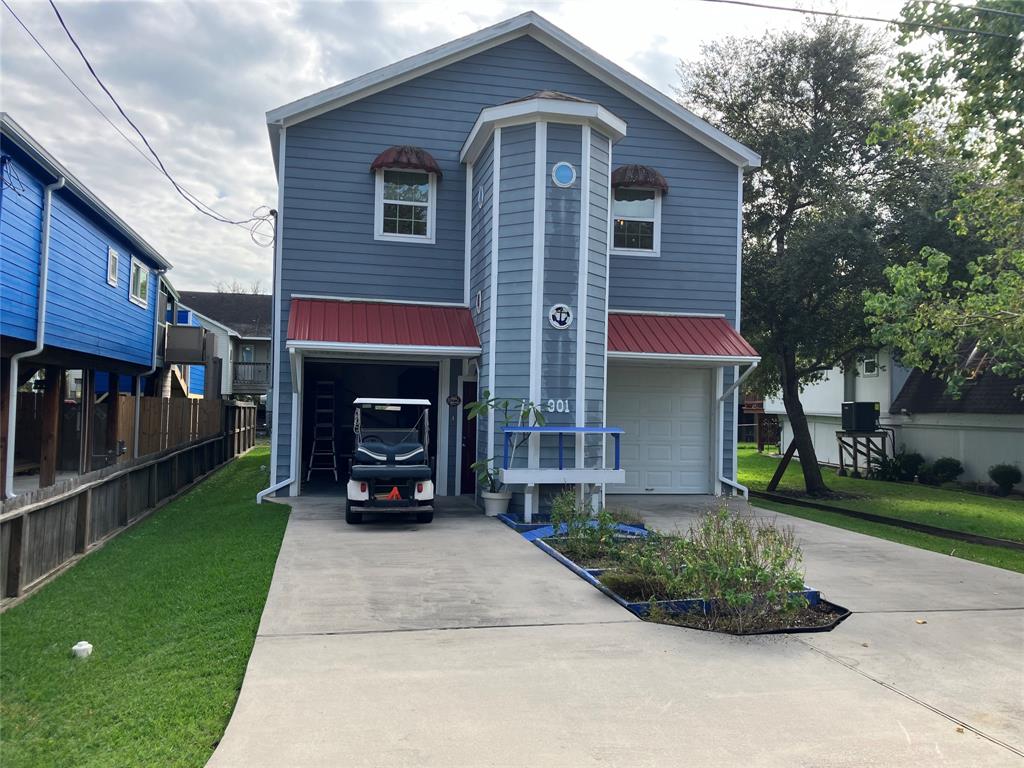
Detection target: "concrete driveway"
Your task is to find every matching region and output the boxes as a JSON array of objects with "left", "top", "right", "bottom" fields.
[{"left": 208, "top": 495, "right": 1024, "bottom": 767}]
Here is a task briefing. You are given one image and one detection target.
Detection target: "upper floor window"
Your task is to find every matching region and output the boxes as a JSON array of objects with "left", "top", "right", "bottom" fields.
[
  {"left": 610, "top": 164, "right": 668, "bottom": 257},
  {"left": 107, "top": 247, "right": 119, "bottom": 287},
  {"left": 374, "top": 169, "right": 436, "bottom": 243},
  {"left": 129, "top": 256, "right": 149, "bottom": 308},
  {"left": 369, "top": 145, "right": 442, "bottom": 245},
  {"left": 611, "top": 187, "right": 661, "bottom": 255}
]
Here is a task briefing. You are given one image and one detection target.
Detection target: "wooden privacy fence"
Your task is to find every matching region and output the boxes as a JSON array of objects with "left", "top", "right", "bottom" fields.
[
  {"left": 137, "top": 397, "right": 224, "bottom": 456},
  {"left": 0, "top": 400, "right": 257, "bottom": 605}
]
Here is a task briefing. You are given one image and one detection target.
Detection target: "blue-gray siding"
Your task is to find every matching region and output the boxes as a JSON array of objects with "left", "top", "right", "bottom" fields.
[{"left": 277, "top": 34, "right": 739, "bottom": 323}]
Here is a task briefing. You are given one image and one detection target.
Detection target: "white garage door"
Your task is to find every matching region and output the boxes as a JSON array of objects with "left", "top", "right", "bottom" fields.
[{"left": 606, "top": 364, "right": 712, "bottom": 494}]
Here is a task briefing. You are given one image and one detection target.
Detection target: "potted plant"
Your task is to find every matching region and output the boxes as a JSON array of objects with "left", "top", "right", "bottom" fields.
[
  {"left": 466, "top": 390, "right": 545, "bottom": 517},
  {"left": 474, "top": 458, "right": 512, "bottom": 517}
]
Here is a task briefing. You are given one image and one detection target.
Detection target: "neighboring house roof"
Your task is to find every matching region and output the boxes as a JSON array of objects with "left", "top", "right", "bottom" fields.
[
  {"left": 607, "top": 311, "right": 759, "bottom": 362},
  {"left": 0, "top": 112, "right": 172, "bottom": 271},
  {"left": 890, "top": 369, "right": 1024, "bottom": 415},
  {"left": 286, "top": 298, "right": 480, "bottom": 354},
  {"left": 265, "top": 12, "right": 760, "bottom": 171},
  {"left": 178, "top": 291, "right": 273, "bottom": 338}
]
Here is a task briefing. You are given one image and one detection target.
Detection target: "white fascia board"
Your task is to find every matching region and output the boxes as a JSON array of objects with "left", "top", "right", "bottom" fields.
[
  {"left": 285, "top": 340, "right": 481, "bottom": 358},
  {"left": 607, "top": 351, "right": 761, "bottom": 365},
  {"left": 460, "top": 99, "right": 627, "bottom": 164},
  {"left": 264, "top": 12, "right": 759, "bottom": 171},
  {"left": 289, "top": 293, "right": 468, "bottom": 308},
  {"left": 1, "top": 113, "right": 173, "bottom": 271},
  {"left": 608, "top": 309, "right": 727, "bottom": 318}
]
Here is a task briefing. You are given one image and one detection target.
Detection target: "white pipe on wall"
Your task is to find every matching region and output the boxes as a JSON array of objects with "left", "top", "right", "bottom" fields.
[
  {"left": 5, "top": 176, "right": 65, "bottom": 498},
  {"left": 133, "top": 270, "right": 166, "bottom": 458}
]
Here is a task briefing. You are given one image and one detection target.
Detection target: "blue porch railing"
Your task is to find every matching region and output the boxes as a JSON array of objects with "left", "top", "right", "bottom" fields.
[{"left": 501, "top": 426, "right": 624, "bottom": 471}]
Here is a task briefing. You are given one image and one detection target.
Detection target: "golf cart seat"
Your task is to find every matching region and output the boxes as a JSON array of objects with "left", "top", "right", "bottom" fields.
[
  {"left": 354, "top": 440, "right": 425, "bottom": 465},
  {"left": 350, "top": 463, "right": 433, "bottom": 480}
]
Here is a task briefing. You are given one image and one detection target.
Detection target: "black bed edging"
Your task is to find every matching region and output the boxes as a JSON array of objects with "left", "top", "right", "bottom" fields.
[
  {"left": 750, "top": 490, "right": 1024, "bottom": 552},
  {"left": 531, "top": 538, "right": 849, "bottom": 635}
]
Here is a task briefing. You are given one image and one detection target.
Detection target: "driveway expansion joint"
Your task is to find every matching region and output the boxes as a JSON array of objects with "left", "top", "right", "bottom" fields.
[
  {"left": 796, "top": 637, "right": 1024, "bottom": 758},
  {"left": 258, "top": 618, "right": 637, "bottom": 639}
]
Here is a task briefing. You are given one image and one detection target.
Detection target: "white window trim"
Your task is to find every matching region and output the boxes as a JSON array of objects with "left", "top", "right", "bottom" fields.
[
  {"left": 609, "top": 187, "right": 661, "bottom": 258},
  {"left": 861, "top": 352, "right": 879, "bottom": 377},
  {"left": 129, "top": 256, "right": 149, "bottom": 308},
  {"left": 373, "top": 168, "right": 437, "bottom": 244},
  {"left": 107, "top": 247, "right": 119, "bottom": 287}
]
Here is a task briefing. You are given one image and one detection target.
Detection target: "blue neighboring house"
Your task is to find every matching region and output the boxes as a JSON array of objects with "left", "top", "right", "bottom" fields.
[
  {"left": 264, "top": 13, "right": 762, "bottom": 518},
  {"left": 0, "top": 113, "right": 195, "bottom": 495}
]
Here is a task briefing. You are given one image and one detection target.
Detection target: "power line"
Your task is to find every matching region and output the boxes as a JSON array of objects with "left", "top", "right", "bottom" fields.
[
  {"left": 2, "top": 0, "right": 274, "bottom": 246},
  {"left": 46, "top": 0, "right": 273, "bottom": 234},
  {"left": 693, "top": 0, "right": 1021, "bottom": 39},
  {"left": 930, "top": 1, "right": 1024, "bottom": 20}
]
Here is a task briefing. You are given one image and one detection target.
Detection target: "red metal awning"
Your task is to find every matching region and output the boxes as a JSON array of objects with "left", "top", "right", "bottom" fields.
[
  {"left": 608, "top": 312, "right": 758, "bottom": 360},
  {"left": 611, "top": 164, "right": 669, "bottom": 192},
  {"left": 287, "top": 298, "right": 480, "bottom": 353},
  {"left": 369, "top": 145, "right": 443, "bottom": 178}
]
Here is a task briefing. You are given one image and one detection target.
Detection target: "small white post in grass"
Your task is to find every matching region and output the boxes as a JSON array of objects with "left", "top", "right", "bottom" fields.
[{"left": 71, "top": 641, "right": 93, "bottom": 659}]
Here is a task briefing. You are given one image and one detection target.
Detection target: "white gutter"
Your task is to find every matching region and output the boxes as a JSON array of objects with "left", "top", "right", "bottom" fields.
[
  {"left": 5, "top": 176, "right": 65, "bottom": 498},
  {"left": 716, "top": 360, "right": 759, "bottom": 499},
  {"left": 718, "top": 359, "right": 759, "bottom": 404},
  {"left": 133, "top": 271, "right": 166, "bottom": 458},
  {"left": 257, "top": 349, "right": 299, "bottom": 503}
]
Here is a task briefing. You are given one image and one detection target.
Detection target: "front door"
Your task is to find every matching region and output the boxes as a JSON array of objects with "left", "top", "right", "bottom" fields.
[{"left": 460, "top": 380, "right": 477, "bottom": 494}]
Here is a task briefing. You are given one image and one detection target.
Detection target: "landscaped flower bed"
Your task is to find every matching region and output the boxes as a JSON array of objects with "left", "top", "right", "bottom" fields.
[{"left": 519, "top": 491, "right": 849, "bottom": 635}]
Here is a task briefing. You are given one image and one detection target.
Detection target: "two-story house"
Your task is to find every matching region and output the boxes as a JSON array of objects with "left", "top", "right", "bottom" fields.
[
  {"left": 0, "top": 113, "right": 203, "bottom": 495},
  {"left": 764, "top": 350, "right": 1024, "bottom": 484},
  {"left": 264, "top": 13, "right": 761, "bottom": 518},
  {"left": 178, "top": 291, "right": 273, "bottom": 403}
]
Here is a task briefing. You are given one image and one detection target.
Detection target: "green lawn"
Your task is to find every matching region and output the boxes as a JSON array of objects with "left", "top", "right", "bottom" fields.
[
  {"left": 738, "top": 445, "right": 1024, "bottom": 573},
  {"left": 1, "top": 445, "right": 289, "bottom": 768}
]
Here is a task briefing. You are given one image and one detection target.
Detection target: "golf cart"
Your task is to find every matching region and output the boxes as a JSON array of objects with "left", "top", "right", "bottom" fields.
[{"left": 344, "top": 398, "right": 434, "bottom": 524}]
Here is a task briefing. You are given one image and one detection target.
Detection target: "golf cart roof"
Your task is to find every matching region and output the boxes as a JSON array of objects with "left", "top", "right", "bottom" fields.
[{"left": 353, "top": 398, "right": 432, "bottom": 406}]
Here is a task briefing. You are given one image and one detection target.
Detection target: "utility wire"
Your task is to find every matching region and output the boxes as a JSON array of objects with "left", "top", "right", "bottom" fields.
[
  {"left": 2, "top": 0, "right": 275, "bottom": 245},
  {"left": 46, "top": 0, "right": 272, "bottom": 232},
  {"left": 693, "top": 0, "right": 1021, "bottom": 38}
]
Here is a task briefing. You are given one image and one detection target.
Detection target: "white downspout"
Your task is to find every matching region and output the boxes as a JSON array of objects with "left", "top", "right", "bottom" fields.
[
  {"left": 717, "top": 360, "right": 760, "bottom": 499},
  {"left": 5, "top": 175, "right": 65, "bottom": 498},
  {"left": 258, "top": 347, "right": 298, "bottom": 503},
  {"left": 133, "top": 270, "right": 166, "bottom": 458}
]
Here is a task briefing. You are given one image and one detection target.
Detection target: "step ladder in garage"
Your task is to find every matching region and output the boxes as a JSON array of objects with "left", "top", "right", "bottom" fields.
[{"left": 306, "top": 381, "right": 338, "bottom": 482}]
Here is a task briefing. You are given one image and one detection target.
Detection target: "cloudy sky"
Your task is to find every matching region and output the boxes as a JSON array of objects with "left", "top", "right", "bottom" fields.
[{"left": 2, "top": 0, "right": 901, "bottom": 291}]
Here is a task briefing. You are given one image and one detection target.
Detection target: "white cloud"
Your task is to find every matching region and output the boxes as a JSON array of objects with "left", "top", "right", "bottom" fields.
[{"left": 1, "top": 0, "right": 899, "bottom": 290}]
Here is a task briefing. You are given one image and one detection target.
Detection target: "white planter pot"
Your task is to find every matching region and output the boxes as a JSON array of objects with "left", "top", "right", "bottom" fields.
[{"left": 481, "top": 490, "right": 512, "bottom": 517}]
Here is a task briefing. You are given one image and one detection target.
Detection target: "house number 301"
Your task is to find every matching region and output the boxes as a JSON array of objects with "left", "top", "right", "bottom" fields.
[{"left": 546, "top": 399, "right": 571, "bottom": 414}]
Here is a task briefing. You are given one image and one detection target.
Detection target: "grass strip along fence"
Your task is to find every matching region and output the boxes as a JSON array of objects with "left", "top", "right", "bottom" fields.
[
  {"left": 0, "top": 445, "right": 288, "bottom": 768},
  {"left": 1, "top": 402, "right": 256, "bottom": 605}
]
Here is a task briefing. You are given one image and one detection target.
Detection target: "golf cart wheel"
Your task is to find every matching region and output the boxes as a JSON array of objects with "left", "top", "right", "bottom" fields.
[
  {"left": 345, "top": 502, "right": 363, "bottom": 525},
  {"left": 415, "top": 511, "right": 434, "bottom": 524}
]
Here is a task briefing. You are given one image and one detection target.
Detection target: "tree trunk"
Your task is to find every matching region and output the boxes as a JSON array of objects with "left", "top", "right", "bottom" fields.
[{"left": 779, "top": 348, "right": 829, "bottom": 496}]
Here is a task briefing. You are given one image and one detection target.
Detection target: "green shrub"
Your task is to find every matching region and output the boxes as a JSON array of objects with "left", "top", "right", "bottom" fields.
[
  {"left": 607, "top": 507, "right": 645, "bottom": 527},
  {"left": 989, "top": 464, "right": 1022, "bottom": 496},
  {"left": 870, "top": 448, "right": 925, "bottom": 482},
  {"left": 930, "top": 457, "right": 965, "bottom": 484},
  {"left": 547, "top": 488, "right": 617, "bottom": 562},
  {"left": 600, "top": 510, "right": 808, "bottom": 632},
  {"left": 676, "top": 510, "right": 807, "bottom": 631}
]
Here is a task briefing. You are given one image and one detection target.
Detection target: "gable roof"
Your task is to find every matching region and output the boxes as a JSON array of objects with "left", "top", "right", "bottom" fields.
[
  {"left": 890, "top": 369, "right": 1024, "bottom": 416},
  {"left": 1, "top": 112, "right": 172, "bottom": 271},
  {"left": 265, "top": 12, "right": 760, "bottom": 171},
  {"left": 178, "top": 291, "right": 273, "bottom": 338}
]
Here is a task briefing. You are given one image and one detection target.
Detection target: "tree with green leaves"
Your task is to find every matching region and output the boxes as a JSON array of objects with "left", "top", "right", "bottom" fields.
[
  {"left": 865, "top": 0, "right": 1024, "bottom": 392},
  {"left": 679, "top": 21, "right": 892, "bottom": 495}
]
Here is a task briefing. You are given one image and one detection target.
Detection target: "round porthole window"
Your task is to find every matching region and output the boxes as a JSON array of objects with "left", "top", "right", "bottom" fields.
[{"left": 551, "top": 161, "right": 576, "bottom": 188}]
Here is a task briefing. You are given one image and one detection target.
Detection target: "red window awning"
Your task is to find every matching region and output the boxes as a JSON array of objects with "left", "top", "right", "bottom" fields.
[
  {"left": 608, "top": 312, "right": 759, "bottom": 361},
  {"left": 369, "top": 145, "right": 443, "bottom": 178},
  {"left": 287, "top": 298, "right": 480, "bottom": 355}
]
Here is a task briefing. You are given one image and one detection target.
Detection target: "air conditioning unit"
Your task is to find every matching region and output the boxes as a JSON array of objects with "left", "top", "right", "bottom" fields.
[{"left": 841, "top": 401, "right": 879, "bottom": 432}]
